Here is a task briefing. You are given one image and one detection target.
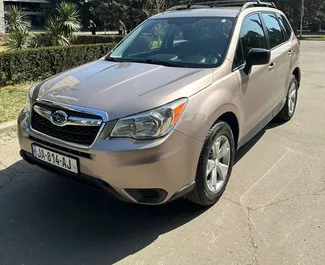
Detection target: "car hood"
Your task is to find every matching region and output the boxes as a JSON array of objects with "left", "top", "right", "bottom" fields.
[{"left": 37, "top": 59, "right": 213, "bottom": 120}]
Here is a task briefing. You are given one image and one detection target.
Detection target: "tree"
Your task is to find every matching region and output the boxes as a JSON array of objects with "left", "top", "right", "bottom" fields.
[
  {"left": 45, "top": 1, "right": 81, "bottom": 46},
  {"left": 4, "top": 5, "right": 30, "bottom": 32},
  {"left": 4, "top": 5, "right": 33, "bottom": 50},
  {"left": 304, "top": 0, "right": 325, "bottom": 32},
  {"left": 123, "top": 0, "right": 151, "bottom": 28},
  {"left": 56, "top": 2, "right": 81, "bottom": 40},
  {"left": 149, "top": 0, "right": 166, "bottom": 13},
  {"left": 45, "top": 16, "right": 69, "bottom": 46},
  {"left": 83, "top": 0, "right": 325, "bottom": 34},
  {"left": 89, "top": 0, "right": 124, "bottom": 31},
  {"left": 6, "top": 29, "right": 33, "bottom": 50},
  {"left": 316, "top": 11, "right": 325, "bottom": 32},
  {"left": 273, "top": 0, "right": 325, "bottom": 33},
  {"left": 89, "top": 0, "right": 150, "bottom": 31}
]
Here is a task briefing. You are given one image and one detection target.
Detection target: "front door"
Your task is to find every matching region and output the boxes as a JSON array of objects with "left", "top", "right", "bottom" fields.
[{"left": 234, "top": 13, "right": 276, "bottom": 138}]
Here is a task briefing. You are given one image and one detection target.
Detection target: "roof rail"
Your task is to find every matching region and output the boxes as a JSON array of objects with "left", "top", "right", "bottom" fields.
[
  {"left": 167, "top": 0, "right": 277, "bottom": 11},
  {"left": 241, "top": 1, "right": 277, "bottom": 10},
  {"left": 167, "top": 5, "right": 208, "bottom": 11}
]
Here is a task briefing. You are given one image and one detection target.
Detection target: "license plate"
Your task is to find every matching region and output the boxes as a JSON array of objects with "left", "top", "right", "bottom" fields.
[{"left": 32, "top": 145, "right": 79, "bottom": 174}]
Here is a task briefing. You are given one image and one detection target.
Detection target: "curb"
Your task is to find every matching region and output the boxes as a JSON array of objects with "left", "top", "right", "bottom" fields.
[{"left": 0, "top": 120, "right": 17, "bottom": 134}]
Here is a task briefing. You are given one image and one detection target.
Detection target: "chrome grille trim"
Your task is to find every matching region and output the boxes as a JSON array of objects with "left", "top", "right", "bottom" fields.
[
  {"left": 33, "top": 105, "right": 102, "bottom": 127},
  {"left": 34, "top": 105, "right": 52, "bottom": 120},
  {"left": 35, "top": 99, "right": 109, "bottom": 121},
  {"left": 29, "top": 99, "right": 110, "bottom": 149}
]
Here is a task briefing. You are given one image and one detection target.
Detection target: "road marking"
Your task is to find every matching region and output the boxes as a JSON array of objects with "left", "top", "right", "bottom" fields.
[
  {"left": 240, "top": 149, "right": 289, "bottom": 207},
  {"left": 240, "top": 149, "right": 313, "bottom": 209}
]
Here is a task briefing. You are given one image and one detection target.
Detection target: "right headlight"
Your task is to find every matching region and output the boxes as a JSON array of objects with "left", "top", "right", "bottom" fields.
[{"left": 110, "top": 98, "right": 188, "bottom": 140}]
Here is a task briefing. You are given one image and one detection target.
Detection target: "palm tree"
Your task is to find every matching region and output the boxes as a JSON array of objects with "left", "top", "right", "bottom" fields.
[
  {"left": 45, "top": 1, "right": 81, "bottom": 46},
  {"left": 45, "top": 16, "right": 69, "bottom": 46},
  {"left": 6, "top": 29, "right": 32, "bottom": 50},
  {"left": 5, "top": 5, "right": 30, "bottom": 33},
  {"left": 57, "top": 2, "right": 81, "bottom": 40}
]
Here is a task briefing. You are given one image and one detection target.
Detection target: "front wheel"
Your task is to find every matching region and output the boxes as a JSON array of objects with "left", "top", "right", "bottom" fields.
[
  {"left": 187, "top": 121, "right": 235, "bottom": 206},
  {"left": 276, "top": 75, "right": 298, "bottom": 121}
]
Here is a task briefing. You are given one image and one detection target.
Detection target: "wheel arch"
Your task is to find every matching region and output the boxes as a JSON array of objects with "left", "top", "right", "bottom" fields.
[
  {"left": 293, "top": 67, "right": 301, "bottom": 87},
  {"left": 214, "top": 111, "right": 240, "bottom": 149}
]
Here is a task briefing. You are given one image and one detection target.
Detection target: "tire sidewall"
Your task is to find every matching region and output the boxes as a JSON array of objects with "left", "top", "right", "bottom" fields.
[
  {"left": 287, "top": 76, "right": 299, "bottom": 119},
  {"left": 196, "top": 122, "right": 236, "bottom": 204}
]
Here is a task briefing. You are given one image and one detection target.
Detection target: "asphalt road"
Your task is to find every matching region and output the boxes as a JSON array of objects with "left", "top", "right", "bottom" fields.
[{"left": 1, "top": 41, "right": 325, "bottom": 265}]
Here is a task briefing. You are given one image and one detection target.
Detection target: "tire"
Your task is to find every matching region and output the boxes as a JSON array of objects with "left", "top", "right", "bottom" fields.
[
  {"left": 187, "top": 121, "right": 236, "bottom": 206},
  {"left": 276, "top": 75, "right": 299, "bottom": 121}
]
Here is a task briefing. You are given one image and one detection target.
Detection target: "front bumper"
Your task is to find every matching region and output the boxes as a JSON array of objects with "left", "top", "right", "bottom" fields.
[{"left": 18, "top": 108, "right": 202, "bottom": 205}]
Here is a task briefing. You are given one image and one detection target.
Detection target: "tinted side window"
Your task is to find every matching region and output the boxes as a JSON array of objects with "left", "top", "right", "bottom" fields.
[
  {"left": 275, "top": 14, "right": 289, "bottom": 41},
  {"left": 261, "top": 13, "right": 285, "bottom": 48},
  {"left": 240, "top": 14, "right": 267, "bottom": 60},
  {"left": 277, "top": 14, "right": 292, "bottom": 40}
]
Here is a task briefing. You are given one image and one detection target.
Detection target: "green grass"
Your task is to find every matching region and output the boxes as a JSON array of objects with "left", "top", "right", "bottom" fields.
[
  {"left": 310, "top": 37, "right": 325, "bottom": 40},
  {"left": 0, "top": 83, "right": 32, "bottom": 123},
  {"left": 299, "top": 35, "right": 325, "bottom": 41}
]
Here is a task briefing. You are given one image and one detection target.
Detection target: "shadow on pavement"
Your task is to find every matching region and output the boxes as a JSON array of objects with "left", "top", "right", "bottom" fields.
[
  {"left": 0, "top": 160, "right": 207, "bottom": 265},
  {"left": 235, "top": 130, "right": 265, "bottom": 164},
  {"left": 235, "top": 120, "right": 285, "bottom": 164}
]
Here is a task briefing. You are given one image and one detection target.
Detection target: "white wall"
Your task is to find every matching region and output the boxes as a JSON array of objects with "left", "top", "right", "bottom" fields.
[{"left": 0, "top": 0, "right": 4, "bottom": 34}]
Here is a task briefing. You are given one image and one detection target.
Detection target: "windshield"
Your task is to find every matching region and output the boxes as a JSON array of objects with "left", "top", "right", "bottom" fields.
[{"left": 108, "top": 17, "right": 235, "bottom": 68}]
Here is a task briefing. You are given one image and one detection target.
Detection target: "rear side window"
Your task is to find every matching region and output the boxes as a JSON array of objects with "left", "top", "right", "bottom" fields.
[
  {"left": 261, "top": 13, "right": 284, "bottom": 48},
  {"left": 239, "top": 14, "right": 267, "bottom": 61},
  {"left": 276, "top": 14, "right": 292, "bottom": 40}
]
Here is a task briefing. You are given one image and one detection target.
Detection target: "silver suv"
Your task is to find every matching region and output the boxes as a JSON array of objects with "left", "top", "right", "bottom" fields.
[{"left": 18, "top": 1, "right": 300, "bottom": 206}]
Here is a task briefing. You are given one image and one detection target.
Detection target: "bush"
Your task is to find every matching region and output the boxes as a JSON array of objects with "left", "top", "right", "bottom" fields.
[
  {"left": 30, "top": 33, "right": 52, "bottom": 47},
  {"left": 72, "top": 35, "right": 124, "bottom": 45},
  {"left": 5, "top": 29, "right": 33, "bottom": 50},
  {"left": 0, "top": 43, "right": 116, "bottom": 87}
]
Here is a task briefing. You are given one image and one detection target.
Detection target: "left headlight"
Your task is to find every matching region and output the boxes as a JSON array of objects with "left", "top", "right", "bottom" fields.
[
  {"left": 26, "top": 84, "right": 38, "bottom": 111},
  {"left": 110, "top": 98, "right": 188, "bottom": 140}
]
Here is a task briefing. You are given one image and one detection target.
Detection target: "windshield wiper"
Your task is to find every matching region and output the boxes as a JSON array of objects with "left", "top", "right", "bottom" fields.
[
  {"left": 105, "top": 57, "right": 186, "bottom": 67},
  {"left": 135, "top": 58, "right": 187, "bottom": 68},
  {"left": 105, "top": 56, "right": 122, "bottom": 62}
]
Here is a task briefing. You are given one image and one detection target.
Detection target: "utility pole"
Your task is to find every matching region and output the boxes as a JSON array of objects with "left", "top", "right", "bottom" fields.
[
  {"left": 0, "top": 0, "right": 5, "bottom": 34},
  {"left": 300, "top": 0, "right": 305, "bottom": 37}
]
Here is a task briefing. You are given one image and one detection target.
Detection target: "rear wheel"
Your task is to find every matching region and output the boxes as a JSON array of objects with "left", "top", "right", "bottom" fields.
[
  {"left": 187, "top": 121, "right": 235, "bottom": 206},
  {"left": 277, "top": 75, "right": 298, "bottom": 121}
]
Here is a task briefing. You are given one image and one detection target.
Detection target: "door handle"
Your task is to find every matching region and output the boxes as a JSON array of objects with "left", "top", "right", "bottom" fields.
[
  {"left": 288, "top": 49, "right": 293, "bottom": 55},
  {"left": 269, "top": 63, "right": 276, "bottom": 72}
]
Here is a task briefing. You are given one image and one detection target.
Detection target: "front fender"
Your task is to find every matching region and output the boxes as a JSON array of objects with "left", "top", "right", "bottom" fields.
[{"left": 175, "top": 74, "right": 242, "bottom": 143}]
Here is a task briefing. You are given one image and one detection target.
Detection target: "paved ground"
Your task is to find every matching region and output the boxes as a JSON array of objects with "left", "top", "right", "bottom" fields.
[{"left": 1, "top": 41, "right": 325, "bottom": 265}]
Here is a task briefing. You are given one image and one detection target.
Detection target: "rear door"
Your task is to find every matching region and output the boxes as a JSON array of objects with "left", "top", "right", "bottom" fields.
[
  {"left": 260, "top": 12, "right": 291, "bottom": 111},
  {"left": 234, "top": 13, "right": 276, "bottom": 138},
  {"left": 276, "top": 13, "right": 300, "bottom": 88}
]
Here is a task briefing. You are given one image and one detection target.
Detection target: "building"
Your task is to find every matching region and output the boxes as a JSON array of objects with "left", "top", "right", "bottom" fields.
[
  {"left": 1, "top": 0, "right": 57, "bottom": 31},
  {"left": 0, "top": 0, "right": 4, "bottom": 34}
]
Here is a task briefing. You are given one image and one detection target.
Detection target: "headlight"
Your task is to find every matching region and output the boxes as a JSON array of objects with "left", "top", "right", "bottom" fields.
[
  {"left": 26, "top": 84, "right": 38, "bottom": 111},
  {"left": 110, "top": 98, "right": 188, "bottom": 140}
]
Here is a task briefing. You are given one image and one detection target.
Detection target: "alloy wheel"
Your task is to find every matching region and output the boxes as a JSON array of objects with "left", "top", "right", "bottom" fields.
[
  {"left": 288, "top": 81, "right": 298, "bottom": 115},
  {"left": 206, "top": 135, "right": 231, "bottom": 193}
]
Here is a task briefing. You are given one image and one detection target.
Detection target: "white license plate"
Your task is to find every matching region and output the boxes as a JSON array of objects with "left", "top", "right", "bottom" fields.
[{"left": 32, "top": 145, "right": 79, "bottom": 174}]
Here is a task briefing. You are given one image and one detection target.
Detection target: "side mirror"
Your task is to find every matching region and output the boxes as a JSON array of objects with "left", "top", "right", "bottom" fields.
[{"left": 243, "top": 48, "right": 271, "bottom": 75}]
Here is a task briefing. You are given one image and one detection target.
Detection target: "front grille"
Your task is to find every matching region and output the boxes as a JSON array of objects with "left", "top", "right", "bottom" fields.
[{"left": 31, "top": 103, "right": 102, "bottom": 146}]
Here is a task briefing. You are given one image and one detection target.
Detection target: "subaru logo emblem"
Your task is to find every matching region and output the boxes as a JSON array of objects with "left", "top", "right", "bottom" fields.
[{"left": 51, "top": 110, "right": 68, "bottom": 126}]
